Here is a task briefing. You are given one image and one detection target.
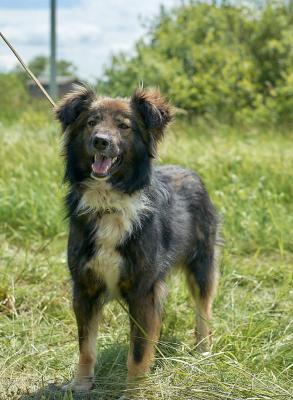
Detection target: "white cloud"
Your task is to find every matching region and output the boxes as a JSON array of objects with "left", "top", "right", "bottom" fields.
[{"left": 0, "top": 0, "right": 179, "bottom": 80}]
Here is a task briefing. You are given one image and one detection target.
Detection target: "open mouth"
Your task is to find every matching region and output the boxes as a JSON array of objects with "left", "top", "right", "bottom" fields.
[{"left": 91, "top": 154, "right": 121, "bottom": 179}]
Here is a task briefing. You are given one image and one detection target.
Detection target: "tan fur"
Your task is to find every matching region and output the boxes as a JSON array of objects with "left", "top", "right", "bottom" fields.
[
  {"left": 127, "top": 281, "right": 166, "bottom": 381},
  {"left": 195, "top": 295, "right": 212, "bottom": 352},
  {"left": 91, "top": 97, "right": 130, "bottom": 115},
  {"left": 187, "top": 271, "right": 218, "bottom": 352},
  {"left": 76, "top": 336, "right": 97, "bottom": 380},
  {"left": 71, "top": 311, "right": 101, "bottom": 391},
  {"left": 127, "top": 312, "right": 161, "bottom": 380}
]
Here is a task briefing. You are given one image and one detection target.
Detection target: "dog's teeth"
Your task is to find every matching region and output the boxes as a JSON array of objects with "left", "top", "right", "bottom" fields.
[{"left": 112, "top": 157, "right": 117, "bottom": 163}]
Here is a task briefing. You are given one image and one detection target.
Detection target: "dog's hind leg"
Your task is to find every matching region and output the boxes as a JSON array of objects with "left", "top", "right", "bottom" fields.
[{"left": 186, "top": 238, "right": 219, "bottom": 353}]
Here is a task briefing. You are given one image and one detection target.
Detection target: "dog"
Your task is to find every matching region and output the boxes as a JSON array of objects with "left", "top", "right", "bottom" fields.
[{"left": 54, "top": 85, "right": 219, "bottom": 392}]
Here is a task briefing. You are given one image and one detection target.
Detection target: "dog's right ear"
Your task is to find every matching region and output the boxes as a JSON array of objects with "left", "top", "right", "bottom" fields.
[{"left": 54, "top": 84, "right": 96, "bottom": 131}]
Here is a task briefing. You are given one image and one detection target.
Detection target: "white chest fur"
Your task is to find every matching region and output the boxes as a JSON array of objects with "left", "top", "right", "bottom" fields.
[
  {"left": 77, "top": 180, "right": 150, "bottom": 297},
  {"left": 90, "top": 213, "right": 130, "bottom": 297}
]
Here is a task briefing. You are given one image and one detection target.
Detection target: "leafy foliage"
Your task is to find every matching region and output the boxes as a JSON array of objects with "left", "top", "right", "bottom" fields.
[
  {"left": 97, "top": 1, "right": 293, "bottom": 124},
  {"left": 0, "top": 55, "right": 78, "bottom": 124},
  {"left": 0, "top": 73, "right": 29, "bottom": 123},
  {"left": 14, "top": 55, "right": 77, "bottom": 79},
  {"left": 0, "top": 73, "right": 51, "bottom": 125}
]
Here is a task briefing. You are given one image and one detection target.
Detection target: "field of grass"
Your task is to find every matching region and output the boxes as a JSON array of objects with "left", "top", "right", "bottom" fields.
[{"left": 0, "top": 115, "right": 292, "bottom": 400}]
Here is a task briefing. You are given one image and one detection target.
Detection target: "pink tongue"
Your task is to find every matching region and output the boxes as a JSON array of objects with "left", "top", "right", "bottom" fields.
[{"left": 92, "top": 156, "right": 112, "bottom": 175}]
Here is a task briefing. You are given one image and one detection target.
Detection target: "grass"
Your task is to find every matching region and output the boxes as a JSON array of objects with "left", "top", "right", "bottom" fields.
[{"left": 0, "top": 115, "right": 292, "bottom": 399}]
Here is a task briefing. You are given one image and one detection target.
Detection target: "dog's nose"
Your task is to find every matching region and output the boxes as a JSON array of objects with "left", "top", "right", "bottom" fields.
[{"left": 93, "top": 135, "right": 111, "bottom": 151}]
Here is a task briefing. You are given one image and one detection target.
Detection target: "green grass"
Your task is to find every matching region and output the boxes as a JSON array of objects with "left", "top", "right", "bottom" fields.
[{"left": 0, "top": 116, "right": 292, "bottom": 399}]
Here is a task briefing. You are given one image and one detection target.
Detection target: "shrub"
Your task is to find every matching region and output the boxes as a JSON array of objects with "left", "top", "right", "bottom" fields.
[
  {"left": 0, "top": 73, "right": 50, "bottom": 125},
  {"left": 97, "top": 1, "right": 293, "bottom": 125}
]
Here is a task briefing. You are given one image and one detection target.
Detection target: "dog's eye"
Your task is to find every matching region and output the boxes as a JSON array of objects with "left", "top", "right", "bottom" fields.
[
  {"left": 118, "top": 123, "right": 130, "bottom": 130},
  {"left": 88, "top": 120, "right": 96, "bottom": 127}
]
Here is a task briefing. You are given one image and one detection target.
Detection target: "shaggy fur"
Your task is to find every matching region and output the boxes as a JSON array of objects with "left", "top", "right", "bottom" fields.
[{"left": 55, "top": 85, "right": 219, "bottom": 392}]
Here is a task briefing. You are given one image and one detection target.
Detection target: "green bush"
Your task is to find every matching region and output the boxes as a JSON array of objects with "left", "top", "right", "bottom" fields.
[
  {"left": 0, "top": 74, "right": 28, "bottom": 122},
  {"left": 97, "top": 1, "right": 293, "bottom": 124},
  {"left": 0, "top": 73, "right": 51, "bottom": 126}
]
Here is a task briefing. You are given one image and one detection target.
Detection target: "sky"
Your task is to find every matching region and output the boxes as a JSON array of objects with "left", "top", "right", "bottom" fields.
[{"left": 0, "top": 0, "right": 179, "bottom": 81}]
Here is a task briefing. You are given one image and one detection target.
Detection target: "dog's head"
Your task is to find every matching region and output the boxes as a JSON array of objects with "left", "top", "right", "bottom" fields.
[{"left": 55, "top": 85, "right": 173, "bottom": 193}]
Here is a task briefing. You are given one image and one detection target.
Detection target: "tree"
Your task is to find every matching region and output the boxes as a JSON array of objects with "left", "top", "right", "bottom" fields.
[
  {"left": 97, "top": 0, "right": 293, "bottom": 124},
  {"left": 15, "top": 55, "right": 77, "bottom": 79}
]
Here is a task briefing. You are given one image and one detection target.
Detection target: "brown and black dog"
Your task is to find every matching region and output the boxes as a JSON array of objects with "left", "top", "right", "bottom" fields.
[{"left": 54, "top": 85, "right": 219, "bottom": 392}]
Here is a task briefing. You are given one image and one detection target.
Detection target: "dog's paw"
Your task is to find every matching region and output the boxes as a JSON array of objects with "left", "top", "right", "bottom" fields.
[{"left": 62, "top": 377, "right": 94, "bottom": 392}]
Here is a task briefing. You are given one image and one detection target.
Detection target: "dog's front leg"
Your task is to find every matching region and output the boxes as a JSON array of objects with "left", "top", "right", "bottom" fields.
[
  {"left": 65, "top": 287, "right": 103, "bottom": 392},
  {"left": 126, "top": 285, "right": 162, "bottom": 382}
]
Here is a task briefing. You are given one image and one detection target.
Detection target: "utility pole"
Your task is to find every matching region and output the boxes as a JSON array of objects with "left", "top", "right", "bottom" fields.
[{"left": 50, "top": 0, "right": 57, "bottom": 99}]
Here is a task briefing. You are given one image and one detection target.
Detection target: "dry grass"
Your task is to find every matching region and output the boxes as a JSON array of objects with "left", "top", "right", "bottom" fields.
[{"left": 0, "top": 117, "right": 292, "bottom": 399}]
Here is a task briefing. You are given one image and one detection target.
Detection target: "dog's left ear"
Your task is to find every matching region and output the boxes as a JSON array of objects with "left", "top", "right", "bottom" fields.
[{"left": 131, "top": 88, "right": 174, "bottom": 155}]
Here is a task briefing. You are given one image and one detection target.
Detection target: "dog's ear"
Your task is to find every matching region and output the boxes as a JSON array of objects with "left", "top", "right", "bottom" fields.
[
  {"left": 131, "top": 88, "right": 174, "bottom": 154},
  {"left": 54, "top": 84, "right": 96, "bottom": 131}
]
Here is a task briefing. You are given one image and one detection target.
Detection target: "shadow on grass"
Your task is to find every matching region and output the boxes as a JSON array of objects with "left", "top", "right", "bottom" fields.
[
  {"left": 19, "top": 336, "right": 185, "bottom": 399},
  {"left": 19, "top": 343, "right": 128, "bottom": 400}
]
